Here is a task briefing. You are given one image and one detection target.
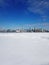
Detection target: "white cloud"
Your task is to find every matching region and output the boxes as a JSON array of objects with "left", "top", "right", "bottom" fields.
[{"left": 27, "top": 0, "right": 49, "bottom": 21}]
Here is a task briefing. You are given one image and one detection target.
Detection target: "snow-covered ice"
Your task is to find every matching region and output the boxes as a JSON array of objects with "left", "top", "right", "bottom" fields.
[{"left": 0, "top": 33, "right": 49, "bottom": 65}]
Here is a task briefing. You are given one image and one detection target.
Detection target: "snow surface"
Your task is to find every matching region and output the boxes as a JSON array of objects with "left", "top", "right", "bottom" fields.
[{"left": 0, "top": 33, "right": 49, "bottom": 65}]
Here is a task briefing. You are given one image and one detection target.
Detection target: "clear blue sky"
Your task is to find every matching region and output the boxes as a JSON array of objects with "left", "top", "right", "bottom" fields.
[{"left": 0, "top": 0, "right": 49, "bottom": 29}]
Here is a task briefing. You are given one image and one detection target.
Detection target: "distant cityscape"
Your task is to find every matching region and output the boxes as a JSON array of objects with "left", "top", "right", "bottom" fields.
[{"left": 0, "top": 27, "right": 49, "bottom": 33}]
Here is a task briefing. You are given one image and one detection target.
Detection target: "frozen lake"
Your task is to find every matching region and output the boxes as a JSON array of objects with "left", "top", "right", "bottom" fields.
[{"left": 0, "top": 33, "right": 49, "bottom": 65}]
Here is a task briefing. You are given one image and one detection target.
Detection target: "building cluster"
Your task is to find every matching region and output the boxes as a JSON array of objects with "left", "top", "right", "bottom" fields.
[{"left": 0, "top": 28, "right": 49, "bottom": 33}]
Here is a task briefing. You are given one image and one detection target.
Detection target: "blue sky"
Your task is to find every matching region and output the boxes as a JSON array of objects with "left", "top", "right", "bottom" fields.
[{"left": 0, "top": 0, "right": 49, "bottom": 29}]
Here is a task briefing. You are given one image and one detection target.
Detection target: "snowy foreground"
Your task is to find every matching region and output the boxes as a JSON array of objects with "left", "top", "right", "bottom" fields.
[{"left": 0, "top": 33, "right": 49, "bottom": 65}]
